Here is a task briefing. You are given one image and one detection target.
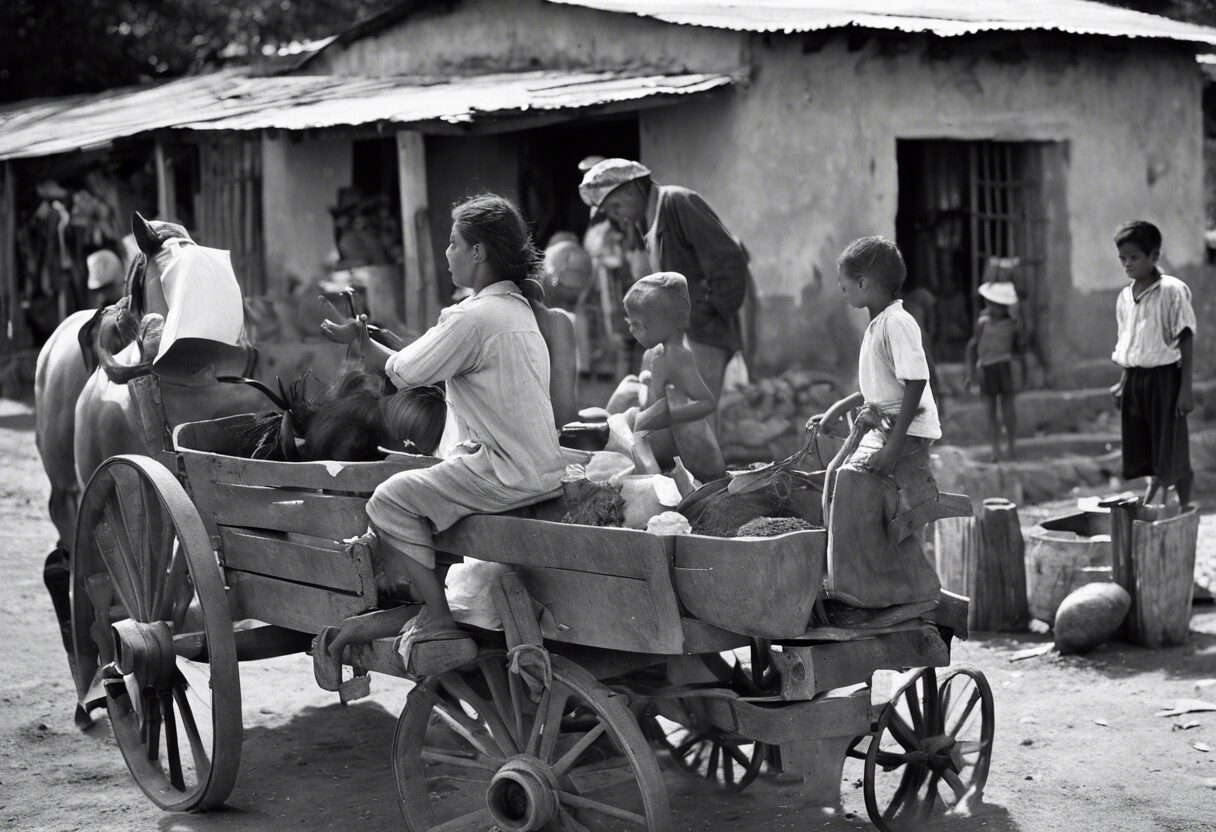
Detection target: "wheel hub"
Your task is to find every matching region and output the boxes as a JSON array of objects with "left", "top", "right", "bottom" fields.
[
  {"left": 110, "top": 619, "right": 177, "bottom": 691},
  {"left": 485, "top": 756, "right": 560, "bottom": 831}
]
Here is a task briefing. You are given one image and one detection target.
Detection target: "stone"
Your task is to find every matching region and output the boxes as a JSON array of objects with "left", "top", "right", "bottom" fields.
[{"left": 1053, "top": 583, "right": 1132, "bottom": 654}]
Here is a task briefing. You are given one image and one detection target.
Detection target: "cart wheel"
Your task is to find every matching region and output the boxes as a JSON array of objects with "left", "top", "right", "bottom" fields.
[
  {"left": 393, "top": 652, "right": 672, "bottom": 832},
  {"left": 71, "top": 455, "right": 241, "bottom": 812},
  {"left": 858, "top": 666, "right": 994, "bottom": 831},
  {"left": 645, "top": 706, "right": 765, "bottom": 792}
]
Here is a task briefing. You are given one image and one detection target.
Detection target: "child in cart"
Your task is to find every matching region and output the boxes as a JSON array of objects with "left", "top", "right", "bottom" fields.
[
  {"left": 313, "top": 194, "right": 566, "bottom": 681},
  {"left": 964, "top": 262, "right": 1023, "bottom": 461},
  {"left": 814, "top": 236, "right": 943, "bottom": 609},
  {"left": 624, "top": 272, "right": 728, "bottom": 482}
]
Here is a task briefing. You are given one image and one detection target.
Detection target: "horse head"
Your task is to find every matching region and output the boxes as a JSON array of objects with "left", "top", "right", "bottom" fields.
[{"left": 129, "top": 211, "right": 193, "bottom": 320}]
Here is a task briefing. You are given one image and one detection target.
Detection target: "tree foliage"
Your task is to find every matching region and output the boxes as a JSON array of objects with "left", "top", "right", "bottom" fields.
[{"left": 0, "top": 0, "right": 401, "bottom": 103}]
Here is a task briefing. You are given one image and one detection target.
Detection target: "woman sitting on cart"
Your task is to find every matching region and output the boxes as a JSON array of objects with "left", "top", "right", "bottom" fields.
[{"left": 315, "top": 193, "right": 567, "bottom": 679}]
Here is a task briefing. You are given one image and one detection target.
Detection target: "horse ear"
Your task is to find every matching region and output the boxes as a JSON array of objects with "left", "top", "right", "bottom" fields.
[
  {"left": 77, "top": 306, "right": 108, "bottom": 373},
  {"left": 132, "top": 211, "right": 161, "bottom": 255}
]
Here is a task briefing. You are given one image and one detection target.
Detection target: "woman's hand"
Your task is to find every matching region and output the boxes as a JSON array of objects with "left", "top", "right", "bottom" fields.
[{"left": 321, "top": 314, "right": 368, "bottom": 346}]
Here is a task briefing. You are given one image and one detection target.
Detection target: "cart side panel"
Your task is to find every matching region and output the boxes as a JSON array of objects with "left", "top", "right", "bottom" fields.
[
  {"left": 436, "top": 515, "right": 684, "bottom": 654},
  {"left": 674, "top": 530, "right": 826, "bottom": 639},
  {"left": 226, "top": 571, "right": 373, "bottom": 633}
]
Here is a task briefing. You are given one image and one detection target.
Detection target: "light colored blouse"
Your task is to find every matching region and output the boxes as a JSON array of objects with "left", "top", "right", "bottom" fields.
[{"left": 384, "top": 280, "right": 565, "bottom": 494}]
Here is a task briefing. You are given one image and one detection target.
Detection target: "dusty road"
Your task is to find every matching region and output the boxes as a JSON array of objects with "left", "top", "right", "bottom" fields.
[{"left": 1, "top": 396, "right": 1214, "bottom": 832}]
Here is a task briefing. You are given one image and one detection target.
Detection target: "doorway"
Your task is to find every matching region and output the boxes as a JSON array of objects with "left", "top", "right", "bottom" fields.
[{"left": 896, "top": 140, "right": 1052, "bottom": 365}]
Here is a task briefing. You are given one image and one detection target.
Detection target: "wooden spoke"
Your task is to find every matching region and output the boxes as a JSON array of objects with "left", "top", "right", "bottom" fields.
[
  {"left": 161, "top": 692, "right": 185, "bottom": 791},
  {"left": 557, "top": 808, "right": 595, "bottom": 832},
  {"left": 440, "top": 674, "right": 520, "bottom": 757},
  {"left": 944, "top": 688, "right": 982, "bottom": 739},
  {"left": 430, "top": 699, "right": 503, "bottom": 763},
  {"left": 420, "top": 750, "right": 498, "bottom": 772},
  {"left": 941, "top": 768, "right": 969, "bottom": 800},
  {"left": 903, "top": 683, "right": 925, "bottom": 735},
  {"left": 478, "top": 660, "right": 522, "bottom": 749},
  {"left": 173, "top": 684, "right": 210, "bottom": 774},
  {"left": 553, "top": 721, "right": 608, "bottom": 777},
  {"left": 559, "top": 790, "right": 647, "bottom": 826},
  {"left": 886, "top": 711, "right": 920, "bottom": 751}
]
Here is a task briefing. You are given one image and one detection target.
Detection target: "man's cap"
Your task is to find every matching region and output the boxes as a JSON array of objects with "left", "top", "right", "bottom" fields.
[
  {"left": 86, "top": 249, "right": 124, "bottom": 290},
  {"left": 578, "top": 158, "right": 651, "bottom": 208},
  {"left": 978, "top": 280, "right": 1018, "bottom": 306},
  {"left": 578, "top": 155, "right": 606, "bottom": 172}
]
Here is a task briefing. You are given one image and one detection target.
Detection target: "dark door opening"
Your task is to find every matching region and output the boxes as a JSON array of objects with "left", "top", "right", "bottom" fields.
[{"left": 896, "top": 140, "right": 1050, "bottom": 365}]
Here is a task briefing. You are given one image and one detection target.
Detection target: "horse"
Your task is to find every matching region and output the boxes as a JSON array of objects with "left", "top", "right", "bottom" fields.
[{"left": 36, "top": 213, "right": 269, "bottom": 727}]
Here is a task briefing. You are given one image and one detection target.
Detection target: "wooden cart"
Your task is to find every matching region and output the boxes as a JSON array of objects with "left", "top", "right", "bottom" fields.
[{"left": 69, "top": 406, "right": 993, "bottom": 832}]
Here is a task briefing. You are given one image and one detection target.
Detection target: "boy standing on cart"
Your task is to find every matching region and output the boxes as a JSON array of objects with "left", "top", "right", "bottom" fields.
[{"left": 1109, "top": 220, "right": 1195, "bottom": 508}]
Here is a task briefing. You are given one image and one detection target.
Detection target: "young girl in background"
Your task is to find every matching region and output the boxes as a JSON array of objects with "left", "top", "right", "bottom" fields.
[{"left": 965, "top": 260, "right": 1023, "bottom": 461}]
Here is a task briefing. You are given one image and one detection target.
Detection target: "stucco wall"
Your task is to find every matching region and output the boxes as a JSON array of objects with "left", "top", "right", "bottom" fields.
[
  {"left": 309, "top": 0, "right": 746, "bottom": 78},
  {"left": 642, "top": 34, "right": 1206, "bottom": 378},
  {"left": 262, "top": 135, "right": 352, "bottom": 293}
]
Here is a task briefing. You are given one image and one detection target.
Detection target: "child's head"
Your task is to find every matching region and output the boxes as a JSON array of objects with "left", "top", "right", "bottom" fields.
[
  {"left": 836, "top": 236, "right": 906, "bottom": 308},
  {"left": 624, "top": 271, "right": 690, "bottom": 348},
  {"left": 1113, "top": 220, "right": 1162, "bottom": 282}
]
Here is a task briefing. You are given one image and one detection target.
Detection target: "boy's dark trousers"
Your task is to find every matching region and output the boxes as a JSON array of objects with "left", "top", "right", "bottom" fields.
[{"left": 1120, "top": 364, "right": 1191, "bottom": 485}]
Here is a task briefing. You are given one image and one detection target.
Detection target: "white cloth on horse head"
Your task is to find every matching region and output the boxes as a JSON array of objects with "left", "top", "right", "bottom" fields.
[{"left": 153, "top": 241, "right": 246, "bottom": 364}]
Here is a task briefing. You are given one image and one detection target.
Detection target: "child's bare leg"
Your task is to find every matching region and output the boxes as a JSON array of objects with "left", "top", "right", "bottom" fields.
[
  {"left": 1144, "top": 477, "right": 1162, "bottom": 505},
  {"left": 1175, "top": 472, "right": 1193, "bottom": 508},
  {"left": 396, "top": 553, "right": 456, "bottom": 631},
  {"left": 1000, "top": 392, "right": 1017, "bottom": 459},
  {"left": 983, "top": 394, "right": 1001, "bottom": 462}
]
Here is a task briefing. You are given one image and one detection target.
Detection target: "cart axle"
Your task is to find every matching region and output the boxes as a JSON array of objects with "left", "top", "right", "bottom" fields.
[{"left": 111, "top": 619, "right": 176, "bottom": 692}]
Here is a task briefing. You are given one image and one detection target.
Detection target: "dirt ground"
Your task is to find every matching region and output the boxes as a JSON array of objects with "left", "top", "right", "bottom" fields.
[{"left": 2, "top": 396, "right": 1215, "bottom": 832}]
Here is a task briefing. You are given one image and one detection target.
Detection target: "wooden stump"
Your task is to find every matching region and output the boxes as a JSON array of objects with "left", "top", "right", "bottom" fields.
[
  {"left": 933, "top": 498, "right": 1029, "bottom": 631},
  {"left": 1108, "top": 498, "right": 1200, "bottom": 648}
]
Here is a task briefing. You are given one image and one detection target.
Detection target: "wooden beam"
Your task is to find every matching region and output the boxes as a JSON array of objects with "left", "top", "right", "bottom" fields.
[
  {"left": 0, "top": 161, "right": 21, "bottom": 353},
  {"left": 396, "top": 131, "right": 434, "bottom": 332},
  {"left": 155, "top": 140, "right": 176, "bottom": 221}
]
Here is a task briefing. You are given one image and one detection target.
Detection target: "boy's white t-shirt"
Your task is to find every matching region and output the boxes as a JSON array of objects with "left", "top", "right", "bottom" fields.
[{"left": 858, "top": 300, "right": 942, "bottom": 441}]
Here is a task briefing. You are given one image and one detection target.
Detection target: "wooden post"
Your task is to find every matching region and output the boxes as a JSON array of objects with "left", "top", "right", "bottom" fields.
[
  {"left": 933, "top": 498, "right": 1028, "bottom": 632},
  {"left": 396, "top": 131, "right": 434, "bottom": 333},
  {"left": 154, "top": 139, "right": 176, "bottom": 222},
  {"left": 973, "top": 498, "right": 1029, "bottom": 631},
  {"left": 0, "top": 161, "right": 22, "bottom": 357},
  {"left": 1108, "top": 497, "right": 1200, "bottom": 648}
]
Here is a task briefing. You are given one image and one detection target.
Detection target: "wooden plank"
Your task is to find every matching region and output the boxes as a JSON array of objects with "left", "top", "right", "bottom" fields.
[
  {"left": 1128, "top": 507, "right": 1200, "bottom": 648},
  {"left": 517, "top": 566, "right": 682, "bottom": 654},
  {"left": 396, "top": 131, "right": 430, "bottom": 333},
  {"left": 226, "top": 570, "right": 373, "bottom": 633},
  {"left": 436, "top": 515, "right": 666, "bottom": 581},
  {"left": 768, "top": 626, "right": 949, "bottom": 700},
  {"left": 777, "top": 735, "right": 863, "bottom": 807},
  {"left": 218, "top": 527, "right": 370, "bottom": 595},
  {"left": 202, "top": 482, "right": 370, "bottom": 542},
  {"left": 700, "top": 687, "right": 870, "bottom": 744}
]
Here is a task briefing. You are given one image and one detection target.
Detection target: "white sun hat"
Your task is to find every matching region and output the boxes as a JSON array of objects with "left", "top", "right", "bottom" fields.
[
  {"left": 578, "top": 158, "right": 652, "bottom": 208},
  {"left": 978, "top": 280, "right": 1018, "bottom": 306}
]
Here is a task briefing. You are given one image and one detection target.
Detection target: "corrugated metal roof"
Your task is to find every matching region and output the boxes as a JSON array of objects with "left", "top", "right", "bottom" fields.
[
  {"left": 0, "top": 70, "right": 247, "bottom": 161},
  {"left": 0, "top": 70, "right": 730, "bottom": 161},
  {"left": 547, "top": 0, "right": 1216, "bottom": 45},
  {"left": 178, "top": 70, "right": 732, "bottom": 132}
]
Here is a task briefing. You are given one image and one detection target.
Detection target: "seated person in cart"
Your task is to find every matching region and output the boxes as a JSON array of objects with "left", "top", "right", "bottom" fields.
[
  {"left": 314, "top": 194, "right": 566, "bottom": 679},
  {"left": 625, "top": 272, "right": 727, "bottom": 482}
]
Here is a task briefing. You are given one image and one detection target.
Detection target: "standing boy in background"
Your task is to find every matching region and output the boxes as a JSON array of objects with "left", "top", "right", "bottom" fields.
[
  {"left": 965, "top": 265, "right": 1023, "bottom": 461},
  {"left": 1110, "top": 220, "right": 1195, "bottom": 508}
]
